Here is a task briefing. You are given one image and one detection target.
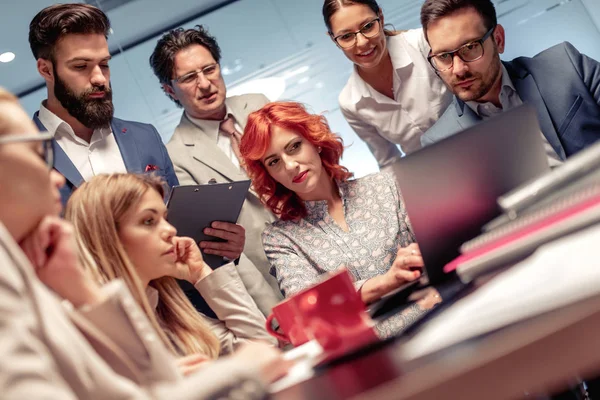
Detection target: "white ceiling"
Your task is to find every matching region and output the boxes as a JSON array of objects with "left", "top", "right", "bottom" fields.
[{"left": 0, "top": 0, "right": 230, "bottom": 95}]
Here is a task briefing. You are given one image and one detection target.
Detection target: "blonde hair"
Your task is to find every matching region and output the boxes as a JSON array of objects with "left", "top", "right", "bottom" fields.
[{"left": 65, "top": 173, "right": 220, "bottom": 358}]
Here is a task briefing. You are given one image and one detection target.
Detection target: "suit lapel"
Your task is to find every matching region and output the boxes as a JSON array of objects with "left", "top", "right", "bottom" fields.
[
  {"left": 33, "top": 112, "right": 84, "bottom": 188},
  {"left": 227, "top": 98, "right": 262, "bottom": 199},
  {"left": 178, "top": 113, "right": 247, "bottom": 182},
  {"left": 68, "top": 309, "right": 144, "bottom": 384},
  {"left": 111, "top": 119, "right": 143, "bottom": 173},
  {"left": 228, "top": 96, "right": 252, "bottom": 130},
  {"left": 506, "top": 62, "right": 566, "bottom": 159},
  {"left": 454, "top": 98, "right": 481, "bottom": 131}
]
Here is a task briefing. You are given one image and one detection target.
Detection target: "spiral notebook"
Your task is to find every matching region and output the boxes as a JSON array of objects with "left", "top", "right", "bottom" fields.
[
  {"left": 484, "top": 140, "right": 600, "bottom": 232},
  {"left": 444, "top": 175, "right": 600, "bottom": 282},
  {"left": 498, "top": 140, "right": 600, "bottom": 213}
]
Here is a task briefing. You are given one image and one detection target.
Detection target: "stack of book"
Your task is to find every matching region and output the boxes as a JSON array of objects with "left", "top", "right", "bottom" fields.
[{"left": 444, "top": 141, "right": 600, "bottom": 283}]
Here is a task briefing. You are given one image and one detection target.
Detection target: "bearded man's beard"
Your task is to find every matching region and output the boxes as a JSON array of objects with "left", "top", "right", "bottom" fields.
[{"left": 53, "top": 69, "right": 114, "bottom": 129}]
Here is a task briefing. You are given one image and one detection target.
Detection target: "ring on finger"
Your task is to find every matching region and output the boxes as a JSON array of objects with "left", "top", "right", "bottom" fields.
[{"left": 411, "top": 249, "right": 416, "bottom": 255}]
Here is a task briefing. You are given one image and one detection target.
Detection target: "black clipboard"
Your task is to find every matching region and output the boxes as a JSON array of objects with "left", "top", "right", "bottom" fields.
[{"left": 166, "top": 180, "right": 251, "bottom": 269}]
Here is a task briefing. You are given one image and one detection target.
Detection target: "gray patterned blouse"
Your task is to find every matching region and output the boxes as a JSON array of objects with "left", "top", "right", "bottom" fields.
[{"left": 262, "top": 172, "right": 416, "bottom": 298}]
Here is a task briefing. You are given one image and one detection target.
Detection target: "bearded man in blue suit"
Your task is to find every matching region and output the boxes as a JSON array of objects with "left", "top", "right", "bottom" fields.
[
  {"left": 29, "top": 4, "right": 178, "bottom": 206},
  {"left": 419, "top": 0, "right": 600, "bottom": 166}
]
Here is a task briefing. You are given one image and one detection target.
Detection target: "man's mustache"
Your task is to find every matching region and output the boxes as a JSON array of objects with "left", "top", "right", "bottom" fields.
[
  {"left": 85, "top": 85, "right": 112, "bottom": 97},
  {"left": 451, "top": 71, "right": 476, "bottom": 85}
]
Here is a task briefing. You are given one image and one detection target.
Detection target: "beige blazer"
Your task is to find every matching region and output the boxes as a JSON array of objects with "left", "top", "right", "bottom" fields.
[
  {"left": 148, "top": 262, "right": 276, "bottom": 354},
  {"left": 167, "top": 94, "right": 283, "bottom": 315},
  {"left": 0, "top": 222, "right": 267, "bottom": 400}
]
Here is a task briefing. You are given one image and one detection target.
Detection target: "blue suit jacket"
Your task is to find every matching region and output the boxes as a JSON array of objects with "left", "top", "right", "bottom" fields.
[
  {"left": 421, "top": 42, "right": 600, "bottom": 159},
  {"left": 33, "top": 113, "right": 179, "bottom": 206}
]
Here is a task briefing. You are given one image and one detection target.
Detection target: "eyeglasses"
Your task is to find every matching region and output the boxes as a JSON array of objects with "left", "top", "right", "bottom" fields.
[
  {"left": 0, "top": 132, "right": 54, "bottom": 170},
  {"left": 428, "top": 26, "right": 496, "bottom": 72},
  {"left": 332, "top": 18, "right": 382, "bottom": 49},
  {"left": 171, "top": 63, "right": 220, "bottom": 86}
]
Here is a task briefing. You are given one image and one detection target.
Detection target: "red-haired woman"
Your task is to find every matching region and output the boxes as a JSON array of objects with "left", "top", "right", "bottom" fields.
[{"left": 239, "top": 101, "right": 425, "bottom": 309}]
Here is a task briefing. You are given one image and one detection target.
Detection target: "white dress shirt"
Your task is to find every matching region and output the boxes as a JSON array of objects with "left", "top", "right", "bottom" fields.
[
  {"left": 339, "top": 28, "right": 453, "bottom": 172},
  {"left": 466, "top": 65, "right": 563, "bottom": 168},
  {"left": 186, "top": 105, "right": 244, "bottom": 171},
  {"left": 38, "top": 102, "right": 127, "bottom": 181}
]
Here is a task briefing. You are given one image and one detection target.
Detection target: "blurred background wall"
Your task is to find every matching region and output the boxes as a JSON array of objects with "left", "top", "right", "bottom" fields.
[{"left": 1, "top": 0, "right": 598, "bottom": 177}]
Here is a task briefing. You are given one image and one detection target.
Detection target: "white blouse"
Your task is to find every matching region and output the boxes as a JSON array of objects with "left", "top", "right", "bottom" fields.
[{"left": 338, "top": 28, "right": 452, "bottom": 172}]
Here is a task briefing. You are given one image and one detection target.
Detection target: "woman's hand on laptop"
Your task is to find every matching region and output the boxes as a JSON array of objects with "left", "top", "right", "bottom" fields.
[
  {"left": 359, "top": 243, "right": 424, "bottom": 303},
  {"left": 384, "top": 243, "right": 423, "bottom": 285}
]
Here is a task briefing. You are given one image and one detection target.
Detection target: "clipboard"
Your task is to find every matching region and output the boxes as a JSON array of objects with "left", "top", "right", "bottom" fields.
[{"left": 166, "top": 180, "right": 251, "bottom": 269}]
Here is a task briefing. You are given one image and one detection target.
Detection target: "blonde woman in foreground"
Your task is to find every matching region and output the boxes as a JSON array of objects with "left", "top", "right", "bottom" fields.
[{"left": 65, "top": 173, "right": 276, "bottom": 363}]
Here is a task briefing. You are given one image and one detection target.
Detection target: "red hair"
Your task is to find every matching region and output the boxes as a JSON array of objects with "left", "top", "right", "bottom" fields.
[{"left": 240, "top": 101, "right": 353, "bottom": 221}]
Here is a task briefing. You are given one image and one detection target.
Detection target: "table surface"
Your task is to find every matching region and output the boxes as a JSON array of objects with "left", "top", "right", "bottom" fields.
[{"left": 272, "top": 265, "right": 600, "bottom": 400}]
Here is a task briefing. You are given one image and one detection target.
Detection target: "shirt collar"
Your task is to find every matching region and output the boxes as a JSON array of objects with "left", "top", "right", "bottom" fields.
[
  {"left": 38, "top": 101, "right": 74, "bottom": 139},
  {"left": 348, "top": 35, "right": 414, "bottom": 104},
  {"left": 466, "top": 64, "right": 516, "bottom": 115},
  {"left": 38, "top": 101, "right": 111, "bottom": 144},
  {"left": 304, "top": 180, "right": 348, "bottom": 220},
  {"left": 185, "top": 102, "right": 237, "bottom": 143}
]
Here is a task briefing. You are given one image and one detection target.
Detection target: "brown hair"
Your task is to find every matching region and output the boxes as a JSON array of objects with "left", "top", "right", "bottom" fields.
[
  {"left": 322, "top": 0, "right": 399, "bottom": 36},
  {"left": 150, "top": 25, "right": 221, "bottom": 107},
  {"left": 29, "top": 3, "right": 111, "bottom": 61},
  {"left": 65, "top": 173, "right": 220, "bottom": 358},
  {"left": 421, "top": 0, "right": 497, "bottom": 40}
]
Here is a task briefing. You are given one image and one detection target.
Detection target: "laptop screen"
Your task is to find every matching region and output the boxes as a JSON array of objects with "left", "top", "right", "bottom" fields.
[{"left": 393, "top": 104, "right": 549, "bottom": 285}]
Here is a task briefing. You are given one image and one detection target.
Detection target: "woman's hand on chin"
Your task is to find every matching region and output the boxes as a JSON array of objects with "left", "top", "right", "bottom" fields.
[
  {"left": 172, "top": 236, "right": 213, "bottom": 283},
  {"left": 19, "top": 216, "right": 103, "bottom": 307}
]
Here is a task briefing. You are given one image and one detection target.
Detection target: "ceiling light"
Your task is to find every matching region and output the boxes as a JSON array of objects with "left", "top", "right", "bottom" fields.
[
  {"left": 228, "top": 77, "right": 286, "bottom": 101},
  {"left": 0, "top": 52, "right": 15, "bottom": 63},
  {"left": 283, "top": 65, "right": 310, "bottom": 80}
]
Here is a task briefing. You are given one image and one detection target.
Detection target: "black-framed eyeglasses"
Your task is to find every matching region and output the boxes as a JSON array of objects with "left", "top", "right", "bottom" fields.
[
  {"left": 331, "top": 18, "right": 382, "bottom": 49},
  {"left": 0, "top": 132, "right": 54, "bottom": 169},
  {"left": 171, "top": 63, "right": 220, "bottom": 86},
  {"left": 428, "top": 26, "right": 496, "bottom": 72}
]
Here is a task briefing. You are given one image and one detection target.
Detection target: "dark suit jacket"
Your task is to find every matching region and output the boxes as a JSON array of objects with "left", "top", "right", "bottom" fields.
[
  {"left": 33, "top": 113, "right": 179, "bottom": 205},
  {"left": 421, "top": 42, "right": 600, "bottom": 158}
]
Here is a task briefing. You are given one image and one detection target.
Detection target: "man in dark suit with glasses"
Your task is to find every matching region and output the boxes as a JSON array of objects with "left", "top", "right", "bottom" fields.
[{"left": 419, "top": 0, "right": 600, "bottom": 164}]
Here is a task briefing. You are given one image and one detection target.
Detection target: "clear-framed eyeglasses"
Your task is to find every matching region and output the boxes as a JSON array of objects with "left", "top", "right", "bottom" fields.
[
  {"left": 332, "top": 18, "right": 382, "bottom": 49},
  {"left": 428, "top": 26, "right": 496, "bottom": 72},
  {"left": 171, "top": 63, "right": 220, "bottom": 86},
  {"left": 0, "top": 131, "right": 54, "bottom": 169}
]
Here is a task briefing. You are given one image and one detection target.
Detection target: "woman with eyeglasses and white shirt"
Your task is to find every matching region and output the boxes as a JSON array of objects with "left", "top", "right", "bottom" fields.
[{"left": 323, "top": 0, "right": 452, "bottom": 174}]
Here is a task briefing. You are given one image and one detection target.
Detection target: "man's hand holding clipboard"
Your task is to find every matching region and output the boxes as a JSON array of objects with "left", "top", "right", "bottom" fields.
[
  {"left": 199, "top": 221, "right": 245, "bottom": 261},
  {"left": 165, "top": 180, "right": 252, "bottom": 269}
]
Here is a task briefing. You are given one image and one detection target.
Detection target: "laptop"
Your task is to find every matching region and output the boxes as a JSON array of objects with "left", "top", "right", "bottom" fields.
[{"left": 369, "top": 104, "right": 549, "bottom": 320}]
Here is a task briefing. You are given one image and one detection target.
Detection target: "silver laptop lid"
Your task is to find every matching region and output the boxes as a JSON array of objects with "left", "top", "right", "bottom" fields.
[{"left": 393, "top": 104, "right": 549, "bottom": 285}]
